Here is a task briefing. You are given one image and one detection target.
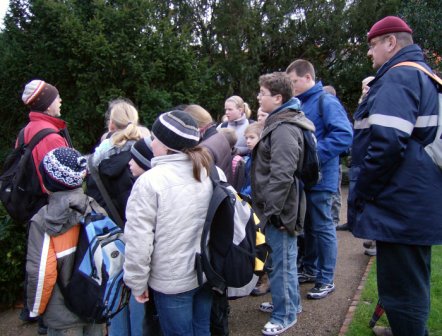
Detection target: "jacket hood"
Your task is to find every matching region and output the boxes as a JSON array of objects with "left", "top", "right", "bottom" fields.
[
  {"left": 265, "top": 104, "right": 315, "bottom": 134},
  {"left": 40, "top": 189, "right": 99, "bottom": 236},
  {"left": 270, "top": 97, "right": 302, "bottom": 115}
]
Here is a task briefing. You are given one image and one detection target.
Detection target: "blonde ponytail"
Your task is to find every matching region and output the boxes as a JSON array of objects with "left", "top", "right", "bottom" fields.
[{"left": 108, "top": 99, "right": 142, "bottom": 146}]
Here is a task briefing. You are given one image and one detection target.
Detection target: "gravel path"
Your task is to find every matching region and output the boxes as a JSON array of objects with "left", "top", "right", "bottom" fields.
[{"left": 0, "top": 186, "right": 372, "bottom": 336}]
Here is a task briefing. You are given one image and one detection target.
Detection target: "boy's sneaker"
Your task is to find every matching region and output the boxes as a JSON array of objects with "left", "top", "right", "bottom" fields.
[
  {"left": 259, "top": 302, "right": 303, "bottom": 314},
  {"left": 298, "top": 270, "right": 316, "bottom": 283},
  {"left": 363, "top": 240, "right": 375, "bottom": 249},
  {"left": 259, "top": 302, "right": 274, "bottom": 313},
  {"left": 307, "top": 283, "right": 335, "bottom": 299},
  {"left": 364, "top": 247, "right": 377, "bottom": 256}
]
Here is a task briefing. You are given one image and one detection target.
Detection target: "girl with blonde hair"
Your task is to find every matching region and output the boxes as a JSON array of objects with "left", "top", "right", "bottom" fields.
[
  {"left": 218, "top": 95, "right": 252, "bottom": 155},
  {"left": 87, "top": 98, "right": 150, "bottom": 336}
]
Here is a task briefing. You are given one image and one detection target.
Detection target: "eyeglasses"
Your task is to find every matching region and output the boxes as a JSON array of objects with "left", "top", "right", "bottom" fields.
[{"left": 257, "top": 92, "right": 274, "bottom": 98}]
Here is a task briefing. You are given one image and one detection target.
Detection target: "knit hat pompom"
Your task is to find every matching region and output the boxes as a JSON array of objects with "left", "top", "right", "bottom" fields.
[
  {"left": 367, "top": 16, "right": 412, "bottom": 42},
  {"left": 22, "top": 79, "right": 59, "bottom": 112},
  {"left": 131, "top": 137, "right": 154, "bottom": 171},
  {"left": 151, "top": 110, "right": 200, "bottom": 151},
  {"left": 39, "top": 147, "right": 87, "bottom": 192}
]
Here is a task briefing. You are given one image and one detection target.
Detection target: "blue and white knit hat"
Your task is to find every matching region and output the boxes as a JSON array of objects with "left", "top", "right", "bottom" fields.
[
  {"left": 151, "top": 110, "right": 200, "bottom": 151},
  {"left": 39, "top": 147, "right": 87, "bottom": 192}
]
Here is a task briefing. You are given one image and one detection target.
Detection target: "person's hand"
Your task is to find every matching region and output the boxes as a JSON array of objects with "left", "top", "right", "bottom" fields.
[{"left": 135, "top": 290, "right": 149, "bottom": 303}]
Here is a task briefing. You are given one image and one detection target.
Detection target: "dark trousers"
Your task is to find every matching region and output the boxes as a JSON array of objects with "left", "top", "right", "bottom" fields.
[
  {"left": 210, "top": 293, "right": 230, "bottom": 336},
  {"left": 377, "top": 241, "right": 431, "bottom": 336}
]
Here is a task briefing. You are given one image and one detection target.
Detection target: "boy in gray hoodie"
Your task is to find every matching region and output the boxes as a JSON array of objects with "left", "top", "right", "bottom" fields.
[{"left": 251, "top": 72, "right": 315, "bottom": 336}]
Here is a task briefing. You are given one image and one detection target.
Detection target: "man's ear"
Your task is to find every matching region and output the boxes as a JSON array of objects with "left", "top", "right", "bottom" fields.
[{"left": 387, "top": 35, "right": 397, "bottom": 52}]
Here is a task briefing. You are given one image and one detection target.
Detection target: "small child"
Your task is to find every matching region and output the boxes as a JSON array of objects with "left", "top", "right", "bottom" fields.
[
  {"left": 129, "top": 137, "right": 154, "bottom": 177},
  {"left": 26, "top": 147, "right": 105, "bottom": 335},
  {"left": 257, "top": 107, "right": 269, "bottom": 124},
  {"left": 240, "top": 123, "right": 263, "bottom": 199}
]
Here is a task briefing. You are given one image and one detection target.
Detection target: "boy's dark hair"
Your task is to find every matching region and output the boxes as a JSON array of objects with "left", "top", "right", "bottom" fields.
[
  {"left": 286, "top": 59, "right": 316, "bottom": 81},
  {"left": 258, "top": 72, "right": 293, "bottom": 104}
]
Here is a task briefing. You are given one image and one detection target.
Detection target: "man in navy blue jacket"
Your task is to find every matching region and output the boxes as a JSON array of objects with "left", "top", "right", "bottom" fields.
[
  {"left": 286, "top": 60, "right": 353, "bottom": 299},
  {"left": 351, "top": 16, "right": 441, "bottom": 336}
]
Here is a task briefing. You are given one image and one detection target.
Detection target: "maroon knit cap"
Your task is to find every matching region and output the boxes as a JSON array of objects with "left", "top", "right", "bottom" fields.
[
  {"left": 367, "top": 16, "right": 413, "bottom": 42},
  {"left": 22, "top": 80, "right": 59, "bottom": 112}
]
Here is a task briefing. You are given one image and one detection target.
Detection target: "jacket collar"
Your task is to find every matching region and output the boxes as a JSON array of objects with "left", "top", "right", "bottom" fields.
[
  {"left": 296, "top": 81, "right": 324, "bottom": 103},
  {"left": 227, "top": 115, "right": 247, "bottom": 127},
  {"left": 375, "top": 44, "right": 425, "bottom": 79},
  {"left": 151, "top": 153, "right": 189, "bottom": 168},
  {"left": 29, "top": 111, "right": 67, "bottom": 129}
]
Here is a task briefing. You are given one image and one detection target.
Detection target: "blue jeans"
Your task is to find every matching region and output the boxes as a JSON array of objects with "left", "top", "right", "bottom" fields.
[
  {"left": 303, "top": 190, "right": 337, "bottom": 285},
  {"left": 109, "top": 295, "right": 145, "bottom": 336},
  {"left": 266, "top": 224, "right": 300, "bottom": 326},
  {"left": 153, "top": 286, "right": 213, "bottom": 336}
]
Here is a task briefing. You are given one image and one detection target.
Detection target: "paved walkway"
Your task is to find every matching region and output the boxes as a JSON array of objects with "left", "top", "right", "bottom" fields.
[{"left": 0, "top": 186, "right": 373, "bottom": 335}]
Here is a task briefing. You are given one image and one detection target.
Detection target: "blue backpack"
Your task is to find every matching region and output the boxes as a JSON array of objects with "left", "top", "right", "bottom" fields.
[{"left": 60, "top": 212, "right": 130, "bottom": 323}]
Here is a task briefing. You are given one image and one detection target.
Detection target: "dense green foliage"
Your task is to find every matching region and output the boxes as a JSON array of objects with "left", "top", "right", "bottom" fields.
[
  {"left": 0, "top": 211, "right": 26, "bottom": 305},
  {"left": 0, "top": 0, "right": 440, "bottom": 157},
  {"left": 0, "top": 0, "right": 440, "bottom": 305}
]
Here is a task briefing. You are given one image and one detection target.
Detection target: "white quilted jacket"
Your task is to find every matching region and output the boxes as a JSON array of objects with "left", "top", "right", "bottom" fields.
[{"left": 123, "top": 153, "right": 212, "bottom": 295}]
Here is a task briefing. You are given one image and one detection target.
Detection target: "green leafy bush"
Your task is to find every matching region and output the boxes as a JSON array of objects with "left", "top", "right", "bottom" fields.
[{"left": 0, "top": 206, "right": 26, "bottom": 306}]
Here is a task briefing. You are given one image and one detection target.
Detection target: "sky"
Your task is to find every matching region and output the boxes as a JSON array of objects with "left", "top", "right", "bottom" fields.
[{"left": 0, "top": 0, "right": 9, "bottom": 29}]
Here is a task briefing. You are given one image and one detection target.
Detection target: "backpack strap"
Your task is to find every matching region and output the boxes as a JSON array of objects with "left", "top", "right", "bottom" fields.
[
  {"left": 17, "top": 128, "right": 25, "bottom": 148},
  {"left": 87, "top": 156, "right": 125, "bottom": 228},
  {"left": 196, "top": 165, "right": 229, "bottom": 293},
  {"left": 23, "top": 128, "right": 58, "bottom": 151},
  {"left": 59, "top": 128, "right": 74, "bottom": 148},
  {"left": 392, "top": 62, "right": 442, "bottom": 86},
  {"left": 318, "top": 93, "right": 326, "bottom": 118}
]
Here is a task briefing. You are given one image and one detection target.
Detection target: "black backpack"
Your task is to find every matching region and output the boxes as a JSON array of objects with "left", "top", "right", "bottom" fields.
[
  {"left": 195, "top": 167, "right": 267, "bottom": 295},
  {"left": 296, "top": 128, "right": 321, "bottom": 189},
  {"left": 0, "top": 128, "right": 57, "bottom": 222}
]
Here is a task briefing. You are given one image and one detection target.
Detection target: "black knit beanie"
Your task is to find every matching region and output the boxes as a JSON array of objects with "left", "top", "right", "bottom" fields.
[
  {"left": 151, "top": 110, "right": 200, "bottom": 151},
  {"left": 131, "top": 137, "right": 154, "bottom": 171}
]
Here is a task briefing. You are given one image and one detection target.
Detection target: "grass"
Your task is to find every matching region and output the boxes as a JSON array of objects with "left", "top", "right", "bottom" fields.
[{"left": 346, "top": 245, "right": 442, "bottom": 335}]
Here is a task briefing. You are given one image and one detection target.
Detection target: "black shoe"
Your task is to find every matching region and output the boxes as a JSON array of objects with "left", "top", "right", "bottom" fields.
[
  {"left": 19, "top": 307, "right": 38, "bottom": 323},
  {"left": 363, "top": 240, "right": 375, "bottom": 249},
  {"left": 336, "top": 223, "right": 349, "bottom": 231},
  {"left": 298, "top": 271, "right": 316, "bottom": 283},
  {"left": 37, "top": 318, "right": 48, "bottom": 335}
]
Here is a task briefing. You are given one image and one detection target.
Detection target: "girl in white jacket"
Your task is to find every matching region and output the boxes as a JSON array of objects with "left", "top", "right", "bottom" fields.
[{"left": 123, "top": 110, "right": 214, "bottom": 336}]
